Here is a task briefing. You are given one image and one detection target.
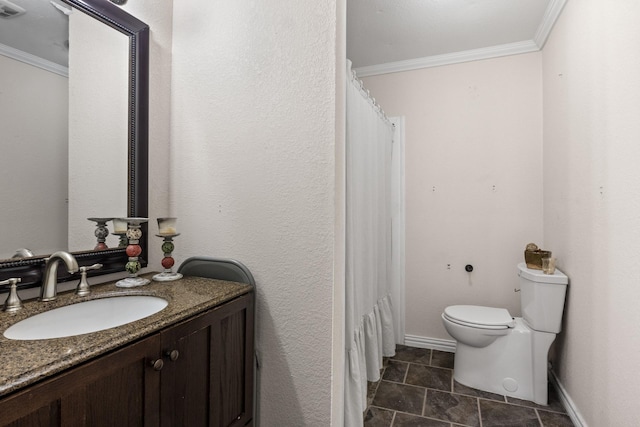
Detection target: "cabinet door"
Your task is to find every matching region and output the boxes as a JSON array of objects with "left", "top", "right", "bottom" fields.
[
  {"left": 211, "top": 293, "right": 254, "bottom": 427},
  {"left": 0, "top": 334, "right": 161, "bottom": 427},
  {"left": 160, "top": 293, "right": 254, "bottom": 427},
  {"left": 159, "top": 311, "right": 212, "bottom": 426}
]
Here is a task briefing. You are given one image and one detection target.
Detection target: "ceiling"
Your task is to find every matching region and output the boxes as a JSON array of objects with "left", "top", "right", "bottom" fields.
[
  {"left": 347, "top": 0, "right": 567, "bottom": 77},
  {"left": 0, "top": 0, "right": 69, "bottom": 70},
  {"left": 3, "top": 0, "right": 567, "bottom": 79}
]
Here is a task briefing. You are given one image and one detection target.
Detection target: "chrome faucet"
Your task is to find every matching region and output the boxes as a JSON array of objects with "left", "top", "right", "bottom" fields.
[{"left": 40, "top": 251, "right": 79, "bottom": 302}]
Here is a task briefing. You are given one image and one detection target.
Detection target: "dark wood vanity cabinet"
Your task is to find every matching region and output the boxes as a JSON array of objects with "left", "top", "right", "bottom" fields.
[
  {"left": 0, "top": 333, "right": 161, "bottom": 427},
  {"left": 0, "top": 292, "right": 254, "bottom": 427},
  {"left": 160, "top": 293, "right": 254, "bottom": 427}
]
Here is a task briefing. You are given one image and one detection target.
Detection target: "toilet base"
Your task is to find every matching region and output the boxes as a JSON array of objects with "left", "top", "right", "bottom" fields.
[{"left": 453, "top": 318, "right": 556, "bottom": 405}]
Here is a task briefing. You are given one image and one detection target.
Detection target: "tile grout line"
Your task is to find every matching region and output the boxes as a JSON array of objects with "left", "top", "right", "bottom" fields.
[
  {"left": 421, "top": 387, "right": 428, "bottom": 417},
  {"left": 372, "top": 378, "right": 381, "bottom": 403},
  {"left": 477, "top": 397, "right": 483, "bottom": 427},
  {"left": 388, "top": 406, "right": 461, "bottom": 426},
  {"left": 502, "top": 398, "right": 569, "bottom": 413},
  {"left": 536, "top": 407, "right": 570, "bottom": 415},
  {"left": 402, "top": 362, "right": 410, "bottom": 384},
  {"left": 390, "top": 410, "right": 397, "bottom": 427},
  {"left": 534, "top": 408, "right": 543, "bottom": 427}
]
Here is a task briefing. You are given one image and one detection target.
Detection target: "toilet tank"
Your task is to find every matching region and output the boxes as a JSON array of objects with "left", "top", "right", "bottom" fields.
[{"left": 517, "top": 263, "right": 568, "bottom": 333}]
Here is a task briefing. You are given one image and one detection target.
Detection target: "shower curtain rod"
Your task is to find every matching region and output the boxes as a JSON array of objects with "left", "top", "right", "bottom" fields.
[{"left": 348, "top": 60, "right": 392, "bottom": 125}]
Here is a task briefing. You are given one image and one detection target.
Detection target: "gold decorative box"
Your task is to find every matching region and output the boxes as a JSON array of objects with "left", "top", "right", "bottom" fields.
[{"left": 524, "top": 249, "right": 552, "bottom": 270}]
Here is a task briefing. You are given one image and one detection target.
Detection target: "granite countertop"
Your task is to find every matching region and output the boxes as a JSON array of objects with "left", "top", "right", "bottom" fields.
[{"left": 0, "top": 273, "right": 252, "bottom": 398}]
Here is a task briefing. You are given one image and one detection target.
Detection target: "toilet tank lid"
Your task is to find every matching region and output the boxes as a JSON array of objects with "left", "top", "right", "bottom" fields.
[
  {"left": 444, "top": 305, "right": 514, "bottom": 327},
  {"left": 517, "top": 262, "right": 568, "bottom": 284}
]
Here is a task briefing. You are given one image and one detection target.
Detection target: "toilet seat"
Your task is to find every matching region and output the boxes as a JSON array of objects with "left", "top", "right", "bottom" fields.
[{"left": 443, "top": 305, "right": 515, "bottom": 329}]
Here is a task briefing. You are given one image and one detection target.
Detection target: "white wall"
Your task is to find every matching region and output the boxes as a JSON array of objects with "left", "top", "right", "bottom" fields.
[
  {"left": 68, "top": 10, "right": 129, "bottom": 251},
  {"left": 542, "top": 0, "right": 640, "bottom": 425},
  {"left": 120, "top": 0, "right": 174, "bottom": 269},
  {"left": 362, "top": 53, "right": 543, "bottom": 341},
  {"left": 170, "top": 1, "right": 342, "bottom": 425},
  {"left": 0, "top": 55, "right": 68, "bottom": 259}
]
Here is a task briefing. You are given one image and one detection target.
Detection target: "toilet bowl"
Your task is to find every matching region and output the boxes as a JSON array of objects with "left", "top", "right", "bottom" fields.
[
  {"left": 441, "top": 263, "right": 568, "bottom": 405},
  {"left": 442, "top": 305, "right": 514, "bottom": 347}
]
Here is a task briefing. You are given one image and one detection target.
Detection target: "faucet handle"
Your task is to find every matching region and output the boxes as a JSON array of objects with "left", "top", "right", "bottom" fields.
[
  {"left": 76, "top": 264, "right": 103, "bottom": 296},
  {"left": 1, "top": 278, "right": 23, "bottom": 312},
  {"left": 11, "top": 248, "right": 34, "bottom": 259}
]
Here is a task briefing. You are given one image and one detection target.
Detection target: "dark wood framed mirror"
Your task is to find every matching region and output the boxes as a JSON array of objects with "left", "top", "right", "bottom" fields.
[{"left": 0, "top": 0, "right": 148, "bottom": 291}]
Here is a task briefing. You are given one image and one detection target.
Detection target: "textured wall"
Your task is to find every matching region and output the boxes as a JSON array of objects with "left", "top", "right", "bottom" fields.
[
  {"left": 362, "top": 53, "right": 543, "bottom": 341},
  {"left": 542, "top": 0, "right": 640, "bottom": 424},
  {"left": 171, "top": 1, "right": 340, "bottom": 425}
]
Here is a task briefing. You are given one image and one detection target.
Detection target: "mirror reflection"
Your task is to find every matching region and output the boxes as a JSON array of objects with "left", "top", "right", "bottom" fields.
[{"left": 0, "top": 0, "right": 129, "bottom": 259}]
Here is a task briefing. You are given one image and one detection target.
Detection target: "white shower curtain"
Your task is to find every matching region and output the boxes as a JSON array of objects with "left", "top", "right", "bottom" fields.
[{"left": 344, "top": 61, "right": 396, "bottom": 427}]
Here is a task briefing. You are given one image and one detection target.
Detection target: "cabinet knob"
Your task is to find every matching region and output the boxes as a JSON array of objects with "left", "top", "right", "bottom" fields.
[
  {"left": 165, "top": 350, "right": 180, "bottom": 361},
  {"left": 150, "top": 359, "right": 164, "bottom": 371}
]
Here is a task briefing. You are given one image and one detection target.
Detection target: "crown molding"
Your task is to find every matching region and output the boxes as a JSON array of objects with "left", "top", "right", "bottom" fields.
[
  {"left": 534, "top": 0, "right": 568, "bottom": 49},
  {"left": 353, "top": 0, "right": 568, "bottom": 78},
  {"left": 354, "top": 40, "right": 539, "bottom": 77},
  {"left": 0, "top": 42, "right": 68, "bottom": 77}
]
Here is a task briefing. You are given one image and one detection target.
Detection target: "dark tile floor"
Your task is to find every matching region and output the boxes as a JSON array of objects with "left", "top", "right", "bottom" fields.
[{"left": 365, "top": 345, "right": 574, "bottom": 427}]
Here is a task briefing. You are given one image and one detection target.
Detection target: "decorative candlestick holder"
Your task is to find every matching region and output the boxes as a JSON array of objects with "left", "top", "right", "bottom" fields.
[
  {"left": 116, "top": 217, "right": 150, "bottom": 288},
  {"left": 153, "top": 217, "right": 183, "bottom": 282},
  {"left": 111, "top": 218, "right": 129, "bottom": 247},
  {"left": 87, "top": 217, "right": 114, "bottom": 250}
]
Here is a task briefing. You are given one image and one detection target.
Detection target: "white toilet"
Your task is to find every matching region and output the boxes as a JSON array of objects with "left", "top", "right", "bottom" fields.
[{"left": 441, "top": 262, "right": 568, "bottom": 405}]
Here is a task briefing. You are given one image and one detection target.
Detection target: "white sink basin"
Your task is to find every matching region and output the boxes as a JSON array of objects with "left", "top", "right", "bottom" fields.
[{"left": 3, "top": 295, "right": 168, "bottom": 340}]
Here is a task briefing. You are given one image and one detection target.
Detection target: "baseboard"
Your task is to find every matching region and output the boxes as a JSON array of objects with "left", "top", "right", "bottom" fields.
[
  {"left": 549, "top": 370, "right": 588, "bottom": 427},
  {"left": 404, "top": 334, "right": 456, "bottom": 353}
]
